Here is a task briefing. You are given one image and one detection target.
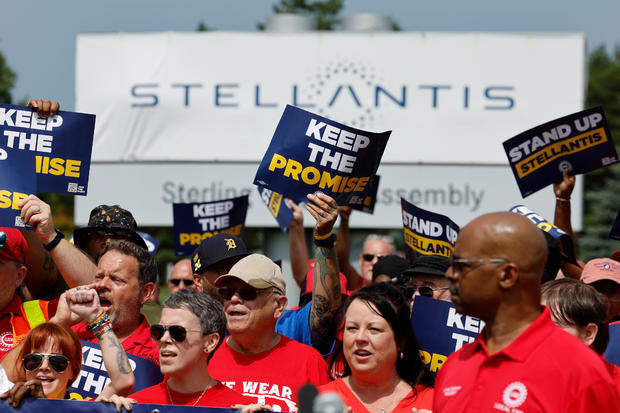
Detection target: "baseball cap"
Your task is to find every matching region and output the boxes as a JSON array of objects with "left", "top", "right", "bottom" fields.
[
  {"left": 73, "top": 205, "right": 147, "bottom": 251},
  {"left": 372, "top": 255, "right": 409, "bottom": 282},
  {"left": 191, "top": 233, "right": 249, "bottom": 274},
  {"left": 214, "top": 253, "right": 286, "bottom": 293},
  {"left": 403, "top": 255, "right": 450, "bottom": 277},
  {"left": 581, "top": 258, "right": 620, "bottom": 285},
  {"left": 0, "top": 227, "right": 28, "bottom": 265}
]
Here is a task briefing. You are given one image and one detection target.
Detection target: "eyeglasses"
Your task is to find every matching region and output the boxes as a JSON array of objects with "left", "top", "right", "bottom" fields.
[
  {"left": 362, "top": 253, "right": 385, "bottom": 262},
  {"left": 169, "top": 279, "right": 194, "bottom": 287},
  {"left": 150, "top": 324, "right": 202, "bottom": 342},
  {"left": 449, "top": 258, "right": 509, "bottom": 274},
  {"left": 217, "top": 287, "right": 272, "bottom": 301},
  {"left": 23, "top": 353, "right": 70, "bottom": 373},
  {"left": 411, "top": 285, "right": 450, "bottom": 298},
  {"left": 0, "top": 232, "right": 6, "bottom": 248}
]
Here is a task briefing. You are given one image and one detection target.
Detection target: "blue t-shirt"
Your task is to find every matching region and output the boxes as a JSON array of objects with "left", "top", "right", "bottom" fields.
[{"left": 276, "top": 301, "right": 312, "bottom": 346}]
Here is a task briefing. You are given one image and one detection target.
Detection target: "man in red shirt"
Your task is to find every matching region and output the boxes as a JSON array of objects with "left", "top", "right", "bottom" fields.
[
  {"left": 434, "top": 212, "right": 620, "bottom": 412},
  {"left": 51, "top": 239, "right": 159, "bottom": 364}
]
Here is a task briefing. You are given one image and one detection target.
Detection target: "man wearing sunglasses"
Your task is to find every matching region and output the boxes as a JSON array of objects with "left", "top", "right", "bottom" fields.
[
  {"left": 168, "top": 259, "right": 196, "bottom": 295},
  {"left": 434, "top": 212, "right": 620, "bottom": 412},
  {"left": 402, "top": 255, "right": 451, "bottom": 303}
]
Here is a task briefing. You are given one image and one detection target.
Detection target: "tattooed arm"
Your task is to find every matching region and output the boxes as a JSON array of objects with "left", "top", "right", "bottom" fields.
[
  {"left": 65, "top": 287, "right": 135, "bottom": 397},
  {"left": 305, "top": 193, "right": 342, "bottom": 354}
]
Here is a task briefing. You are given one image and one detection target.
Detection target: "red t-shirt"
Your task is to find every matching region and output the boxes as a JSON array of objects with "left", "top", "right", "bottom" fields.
[
  {"left": 434, "top": 307, "right": 620, "bottom": 412},
  {"left": 604, "top": 357, "right": 620, "bottom": 395},
  {"left": 73, "top": 315, "right": 159, "bottom": 365},
  {"left": 131, "top": 377, "right": 252, "bottom": 407},
  {"left": 209, "top": 335, "right": 330, "bottom": 412},
  {"left": 319, "top": 378, "right": 434, "bottom": 412}
]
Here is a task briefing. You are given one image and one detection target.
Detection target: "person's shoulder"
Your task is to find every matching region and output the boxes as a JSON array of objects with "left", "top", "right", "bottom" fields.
[
  {"left": 130, "top": 381, "right": 166, "bottom": 403},
  {"left": 318, "top": 378, "right": 344, "bottom": 393},
  {"left": 210, "top": 382, "right": 254, "bottom": 405},
  {"left": 278, "top": 336, "right": 323, "bottom": 356}
]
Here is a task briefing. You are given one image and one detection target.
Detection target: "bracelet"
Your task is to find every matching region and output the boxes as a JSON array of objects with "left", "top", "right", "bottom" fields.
[
  {"left": 93, "top": 321, "right": 112, "bottom": 339},
  {"left": 556, "top": 197, "right": 571, "bottom": 202},
  {"left": 314, "top": 229, "right": 334, "bottom": 240},
  {"left": 43, "top": 229, "right": 64, "bottom": 251},
  {"left": 86, "top": 312, "right": 110, "bottom": 332},
  {"left": 314, "top": 233, "right": 335, "bottom": 248}
]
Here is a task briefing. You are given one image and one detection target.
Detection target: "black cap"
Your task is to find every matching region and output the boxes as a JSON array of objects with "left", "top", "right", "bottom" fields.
[
  {"left": 191, "top": 233, "right": 249, "bottom": 274},
  {"left": 73, "top": 204, "right": 147, "bottom": 251},
  {"left": 403, "top": 255, "right": 450, "bottom": 277},
  {"left": 372, "top": 255, "right": 409, "bottom": 282}
]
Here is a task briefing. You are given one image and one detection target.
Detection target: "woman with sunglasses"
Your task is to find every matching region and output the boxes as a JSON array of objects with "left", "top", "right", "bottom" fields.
[
  {"left": 322, "top": 283, "right": 435, "bottom": 413},
  {"left": 123, "top": 289, "right": 251, "bottom": 407}
]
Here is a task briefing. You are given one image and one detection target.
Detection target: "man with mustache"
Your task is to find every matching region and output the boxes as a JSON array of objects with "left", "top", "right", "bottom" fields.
[{"left": 434, "top": 212, "right": 620, "bottom": 412}]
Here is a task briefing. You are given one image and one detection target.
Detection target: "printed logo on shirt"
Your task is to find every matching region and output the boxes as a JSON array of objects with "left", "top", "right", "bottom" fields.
[
  {"left": 494, "top": 381, "right": 528, "bottom": 412},
  {"left": 442, "top": 385, "right": 462, "bottom": 397},
  {"left": 0, "top": 332, "right": 13, "bottom": 350}
]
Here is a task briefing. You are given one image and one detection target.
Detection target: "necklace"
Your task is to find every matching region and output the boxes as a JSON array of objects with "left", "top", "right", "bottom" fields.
[{"left": 166, "top": 383, "right": 208, "bottom": 407}]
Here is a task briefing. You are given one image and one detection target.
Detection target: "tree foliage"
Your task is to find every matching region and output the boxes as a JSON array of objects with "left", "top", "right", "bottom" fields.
[
  {"left": 581, "top": 45, "right": 620, "bottom": 260},
  {"left": 265, "top": 0, "right": 343, "bottom": 30},
  {"left": 0, "top": 50, "right": 16, "bottom": 104}
]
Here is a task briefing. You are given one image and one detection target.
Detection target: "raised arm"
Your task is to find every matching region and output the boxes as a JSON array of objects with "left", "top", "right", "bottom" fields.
[
  {"left": 66, "top": 287, "right": 135, "bottom": 397},
  {"left": 336, "top": 207, "right": 362, "bottom": 290},
  {"left": 19, "top": 195, "right": 97, "bottom": 287},
  {"left": 305, "top": 193, "right": 341, "bottom": 354},
  {"left": 288, "top": 200, "right": 310, "bottom": 288},
  {"left": 553, "top": 169, "right": 583, "bottom": 279}
]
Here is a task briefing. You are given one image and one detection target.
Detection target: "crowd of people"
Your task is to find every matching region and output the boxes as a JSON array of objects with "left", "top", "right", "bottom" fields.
[{"left": 0, "top": 99, "right": 619, "bottom": 412}]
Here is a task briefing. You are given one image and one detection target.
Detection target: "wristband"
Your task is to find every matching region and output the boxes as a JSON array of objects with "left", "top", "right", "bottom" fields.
[
  {"left": 87, "top": 312, "right": 110, "bottom": 332},
  {"left": 314, "top": 229, "right": 334, "bottom": 240},
  {"left": 44, "top": 229, "right": 65, "bottom": 251},
  {"left": 314, "top": 232, "right": 335, "bottom": 248},
  {"left": 556, "top": 197, "right": 571, "bottom": 202}
]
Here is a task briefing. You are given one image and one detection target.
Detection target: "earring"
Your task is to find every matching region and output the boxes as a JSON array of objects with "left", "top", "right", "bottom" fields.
[{"left": 399, "top": 352, "right": 404, "bottom": 359}]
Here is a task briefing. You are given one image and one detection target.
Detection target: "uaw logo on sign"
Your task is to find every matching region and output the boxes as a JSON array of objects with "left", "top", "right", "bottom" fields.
[
  {"left": 0, "top": 331, "right": 13, "bottom": 351},
  {"left": 494, "top": 381, "right": 528, "bottom": 412}
]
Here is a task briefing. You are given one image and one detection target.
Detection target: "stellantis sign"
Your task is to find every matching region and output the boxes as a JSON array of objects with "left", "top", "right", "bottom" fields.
[{"left": 76, "top": 32, "right": 585, "bottom": 164}]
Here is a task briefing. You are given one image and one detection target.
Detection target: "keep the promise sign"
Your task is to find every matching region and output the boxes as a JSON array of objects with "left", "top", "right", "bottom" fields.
[
  {"left": 173, "top": 195, "right": 249, "bottom": 256},
  {"left": 0, "top": 148, "right": 36, "bottom": 228},
  {"left": 503, "top": 106, "right": 618, "bottom": 197},
  {"left": 0, "top": 104, "right": 95, "bottom": 195},
  {"left": 401, "top": 198, "right": 459, "bottom": 263},
  {"left": 411, "top": 296, "right": 484, "bottom": 375},
  {"left": 256, "top": 185, "right": 293, "bottom": 232},
  {"left": 254, "top": 105, "right": 390, "bottom": 206}
]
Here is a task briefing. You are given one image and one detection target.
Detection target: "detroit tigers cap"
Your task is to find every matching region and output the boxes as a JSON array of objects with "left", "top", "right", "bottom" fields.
[{"left": 191, "top": 233, "right": 249, "bottom": 274}]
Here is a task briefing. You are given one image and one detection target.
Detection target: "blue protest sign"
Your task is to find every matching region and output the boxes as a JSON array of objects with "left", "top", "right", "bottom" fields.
[
  {"left": 68, "top": 340, "right": 163, "bottom": 400},
  {"left": 610, "top": 209, "right": 620, "bottom": 241},
  {"left": 605, "top": 321, "right": 620, "bottom": 367},
  {"left": 503, "top": 106, "right": 618, "bottom": 197},
  {"left": 0, "top": 104, "right": 95, "bottom": 195},
  {"left": 350, "top": 175, "right": 380, "bottom": 214},
  {"left": 3, "top": 398, "right": 237, "bottom": 413},
  {"left": 257, "top": 185, "right": 294, "bottom": 232},
  {"left": 173, "top": 195, "right": 249, "bottom": 256},
  {"left": 0, "top": 148, "right": 37, "bottom": 228},
  {"left": 254, "top": 105, "right": 390, "bottom": 206},
  {"left": 510, "top": 205, "right": 577, "bottom": 264},
  {"left": 411, "top": 295, "right": 484, "bottom": 375},
  {"left": 401, "top": 198, "right": 459, "bottom": 263}
]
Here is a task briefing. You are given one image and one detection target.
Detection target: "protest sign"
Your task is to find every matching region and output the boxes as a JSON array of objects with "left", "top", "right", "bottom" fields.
[
  {"left": 4, "top": 398, "right": 237, "bottom": 413},
  {"left": 610, "top": 209, "right": 620, "bottom": 241},
  {"left": 68, "top": 340, "right": 163, "bottom": 399},
  {"left": 401, "top": 198, "right": 459, "bottom": 263},
  {"left": 605, "top": 321, "right": 620, "bottom": 367},
  {"left": 254, "top": 105, "right": 390, "bottom": 206},
  {"left": 137, "top": 230, "right": 161, "bottom": 255},
  {"left": 173, "top": 195, "right": 249, "bottom": 256},
  {"left": 257, "top": 185, "right": 293, "bottom": 232},
  {"left": 0, "top": 148, "right": 36, "bottom": 228},
  {"left": 503, "top": 106, "right": 618, "bottom": 197},
  {"left": 0, "top": 104, "right": 95, "bottom": 195},
  {"left": 510, "top": 205, "right": 577, "bottom": 263},
  {"left": 411, "top": 295, "right": 484, "bottom": 375},
  {"left": 350, "top": 175, "right": 380, "bottom": 214}
]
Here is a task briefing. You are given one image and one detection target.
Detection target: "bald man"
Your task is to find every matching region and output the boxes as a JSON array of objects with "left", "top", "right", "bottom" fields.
[
  {"left": 167, "top": 259, "right": 196, "bottom": 295},
  {"left": 434, "top": 212, "right": 620, "bottom": 412}
]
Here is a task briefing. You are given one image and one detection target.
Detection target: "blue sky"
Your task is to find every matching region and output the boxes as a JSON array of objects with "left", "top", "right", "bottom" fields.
[{"left": 1, "top": 0, "right": 618, "bottom": 110}]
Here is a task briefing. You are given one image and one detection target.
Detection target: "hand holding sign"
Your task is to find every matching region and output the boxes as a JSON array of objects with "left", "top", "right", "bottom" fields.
[
  {"left": 18, "top": 195, "right": 57, "bottom": 244},
  {"left": 0, "top": 379, "right": 46, "bottom": 408},
  {"left": 306, "top": 193, "right": 338, "bottom": 237},
  {"left": 28, "top": 99, "right": 59, "bottom": 118},
  {"left": 66, "top": 285, "right": 102, "bottom": 324},
  {"left": 553, "top": 168, "right": 575, "bottom": 201}
]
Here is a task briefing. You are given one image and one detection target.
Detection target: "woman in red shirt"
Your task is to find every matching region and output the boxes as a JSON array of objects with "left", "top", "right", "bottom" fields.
[{"left": 321, "top": 283, "right": 434, "bottom": 413}]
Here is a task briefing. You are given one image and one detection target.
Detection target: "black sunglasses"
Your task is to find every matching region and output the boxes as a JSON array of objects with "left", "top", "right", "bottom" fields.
[
  {"left": 150, "top": 324, "right": 202, "bottom": 342},
  {"left": 362, "top": 253, "right": 385, "bottom": 262},
  {"left": 217, "top": 287, "right": 271, "bottom": 301},
  {"left": 410, "top": 285, "right": 450, "bottom": 298},
  {"left": 169, "top": 279, "right": 194, "bottom": 287},
  {"left": 23, "top": 353, "right": 70, "bottom": 373}
]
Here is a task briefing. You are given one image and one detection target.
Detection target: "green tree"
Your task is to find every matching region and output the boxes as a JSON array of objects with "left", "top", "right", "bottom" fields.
[
  {"left": 260, "top": 0, "right": 343, "bottom": 30},
  {"left": 0, "top": 50, "right": 16, "bottom": 104},
  {"left": 580, "top": 45, "right": 620, "bottom": 260},
  {"left": 196, "top": 21, "right": 210, "bottom": 31}
]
